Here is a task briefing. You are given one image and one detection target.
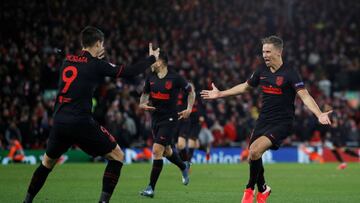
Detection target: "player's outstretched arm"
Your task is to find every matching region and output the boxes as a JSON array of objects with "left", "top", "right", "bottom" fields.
[
  {"left": 139, "top": 93, "right": 156, "bottom": 111},
  {"left": 200, "top": 82, "right": 250, "bottom": 100},
  {"left": 297, "top": 89, "right": 332, "bottom": 125},
  {"left": 117, "top": 43, "right": 160, "bottom": 77},
  {"left": 178, "top": 83, "right": 196, "bottom": 120}
]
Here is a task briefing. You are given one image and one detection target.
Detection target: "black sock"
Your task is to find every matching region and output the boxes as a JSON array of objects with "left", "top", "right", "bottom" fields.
[
  {"left": 331, "top": 149, "right": 344, "bottom": 163},
  {"left": 166, "top": 152, "right": 186, "bottom": 170},
  {"left": 149, "top": 159, "right": 163, "bottom": 190},
  {"left": 179, "top": 148, "right": 187, "bottom": 161},
  {"left": 188, "top": 148, "right": 195, "bottom": 162},
  {"left": 256, "top": 158, "right": 266, "bottom": 193},
  {"left": 246, "top": 159, "right": 262, "bottom": 190},
  {"left": 344, "top": 148, "right": 359, "bottom": 158},
  {"left": 24, "top": 164, "right": 52, "bottom": 203},
  {"left": 99, "top": 160, "right": 123, "bottom": 202}
]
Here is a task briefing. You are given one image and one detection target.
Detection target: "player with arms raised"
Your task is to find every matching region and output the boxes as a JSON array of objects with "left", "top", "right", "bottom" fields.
[
  {"left": 201, "top": 36, "right": 332, "bottom": 203},
  {"left": 23, "top": 26, "right": 159, "bottom": 203},
  {"left": 139, "top": 51, "right": 195, "bottom": 198}
]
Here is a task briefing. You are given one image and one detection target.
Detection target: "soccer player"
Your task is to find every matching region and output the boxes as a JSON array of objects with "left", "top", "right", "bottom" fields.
[
  {"left": 201, "top": 36, "right": 332, "bottom": 203},
  {"left": 23, "top": 26, "right": 159, "bottom": 203},
  {"left": 176, "top": 92, "right": 203, "bottom": 163},
  {"left": 325, "top": 112, "right": 360, "bottom": 169},
  {"left": 139, "top": 51, "right": 195, "bottom": 198}
]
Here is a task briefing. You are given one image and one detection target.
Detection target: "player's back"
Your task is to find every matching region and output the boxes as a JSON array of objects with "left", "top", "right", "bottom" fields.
[{"left": 53, "top": 51, "right": 105, "bottom": 123}]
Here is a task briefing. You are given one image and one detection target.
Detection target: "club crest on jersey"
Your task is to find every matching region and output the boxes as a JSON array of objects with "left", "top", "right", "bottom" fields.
[
  {"left": 276, "top": 76, "right": 284, "bottom": 86},
  {"left": 165, "top": 81, "right": 173, "bottom": 90}
]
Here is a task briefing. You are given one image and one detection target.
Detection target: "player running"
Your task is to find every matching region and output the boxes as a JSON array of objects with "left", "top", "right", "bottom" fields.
[
  {"left": 139, "top": 51, "right": 195, "bottom": 198},
  {"left": 201, "top": 36, "right": 332, "bottom": 203},
  {"left": 23, "top": 26, "right": 159, "bottom": 203}
]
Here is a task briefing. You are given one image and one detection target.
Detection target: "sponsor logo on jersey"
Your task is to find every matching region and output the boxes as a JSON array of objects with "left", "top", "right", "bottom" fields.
[
  {"left": 276, "top": 76, "right": 284, "bottom": 86},
  {"left": 165, "top": 81, "right": 173, "bottom": 90}
]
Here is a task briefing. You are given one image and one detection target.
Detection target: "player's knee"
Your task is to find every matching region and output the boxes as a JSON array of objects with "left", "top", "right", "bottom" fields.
[
  {"left": 177, "top": 141, "right": 186, "bottom": 150},
  {"left": 42, "top": 154, "right": 57, "bottom": 169},
  {"left": 249, "top": 149, "right": 262, "bottom": 160},
  {"left": 152, "top": 147, "right": 164, "bottom": 159},
  {"left": 163, "top": 147, "right": 173, "bottom": 157},
  {"left": 188, "top": 139, "right": 197, "bottom": 148},
  {"left": 106, "top": 146, "right": 124, "bottom": 162}
]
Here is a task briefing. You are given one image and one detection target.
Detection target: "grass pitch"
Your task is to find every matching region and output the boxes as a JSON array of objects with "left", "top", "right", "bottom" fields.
[{"left": 0, "top": 163, "right": 359, "bottom": 202}]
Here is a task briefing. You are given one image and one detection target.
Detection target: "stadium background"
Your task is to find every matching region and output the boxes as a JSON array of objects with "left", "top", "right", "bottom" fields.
[{"left": 0, "top": 1, "right": 359, "bottom": 162}]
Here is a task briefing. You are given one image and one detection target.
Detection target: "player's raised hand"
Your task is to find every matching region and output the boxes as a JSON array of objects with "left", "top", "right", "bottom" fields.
[
  {"left": 200, "top": 83, "right": 221, "bottom": 100},
  {"left": 149, "top": 43, "right": 160, "bottom": 60},
  {"left": 318, "top": 110, "right": 333, "bottom": 125},
  {"left": 139, "top": 102, "right": 156, "bottom": 111},
  {"left": 97, "top": 48, "right": 105, "bottom": 59},
  {"left": 178, "top": 109, "right": 191, "bottom": 120}
]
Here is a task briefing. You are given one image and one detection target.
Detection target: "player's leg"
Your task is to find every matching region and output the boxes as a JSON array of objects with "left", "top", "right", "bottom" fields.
[
  {"left": 24, "top": 124, "right": 70, "bottom": 203},
  {"left": 150, "top": 143, "right": 166, "bottom": 190},
  {"left": 73, "top": 122, "right": 122, "bottom": 203},
  {"left": 242, "top": 136, "right": 272, "bottom": 203},
  {"left": 176, "top": 119, "right": 190, "bottom": 161},
  {"left": 163, "top": 122, "right": 188, "bottom": 173},
  {"left": 164, "top": 146, "right": 190, "bottom": 185},
  {"left": 331, "top": 148, "right": 344, "bottom": 163},
  {"left": 177, "top": 136, "right": 187, "bottom": 161},
  {"left": 24, "top": 154, "right": 58, "bottom": 203},
  {"left": 164, "top": 145, "right": 185, "bottom": 170},
  {"left": 342, "top": 147, "right": 360, "bottom": 158},
  {"left": 246, "top": 136, "right": 272, "bottom": 190},
  {"left": 140, "top": 143, "right": 165, "bottom": 197},
  {"left": 187, "top": 138, "right": 197, "bottom": 162},
  {"left": 187, "top": 123, "right": 201, "bottom": 162},
  {"left": 99, "top": 144, "right": 125, "bottom": 203}
]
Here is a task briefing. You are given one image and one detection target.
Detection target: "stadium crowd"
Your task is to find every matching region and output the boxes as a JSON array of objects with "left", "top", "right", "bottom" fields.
[{"left": 0, "top": 0, "right": 359, "bottom": 150}]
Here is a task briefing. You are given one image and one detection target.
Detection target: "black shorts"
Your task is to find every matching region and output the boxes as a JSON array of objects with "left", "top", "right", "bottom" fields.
[
  {"left": 46, "top": 120, "right": 117, "bottom": 159},
  {"left": 152, "top": 116, "right": 178, "bottom": 147},
  {"left": 249, "top": 120, "right": 292, "bottom": 150},
  {"left": 331, "top": 136, "right": 346, "bottom": 148},
  {"left": 176, "top": 118, "right": 201, "bottom": 141},
  {"left": 187, "top": 120, "right": 201, "bottom": 140},
  {"left": 177, "top": 118, "right": 191, "bottom": 138}
]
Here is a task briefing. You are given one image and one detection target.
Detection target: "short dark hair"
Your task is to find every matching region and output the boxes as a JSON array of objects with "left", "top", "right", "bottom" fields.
[
  {"left": 261, "top": 35, "right": 283, "bottom": 50},
  {"left": 159, "top": 50, "right": 168, "bottom": 64},
  {"left": 80, "top": 26, "right": 104, "bottom": 48}
]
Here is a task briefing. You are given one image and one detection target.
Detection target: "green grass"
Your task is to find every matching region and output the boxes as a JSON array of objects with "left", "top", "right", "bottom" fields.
[{"left": 1, "top": 163, "right": 359, "bottom": 202}]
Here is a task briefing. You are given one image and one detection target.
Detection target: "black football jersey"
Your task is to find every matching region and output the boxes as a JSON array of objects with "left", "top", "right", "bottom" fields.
[
  {"left": 143, "top": 69, "right": 191, "bottom": 118},
  {"left": 247, "top": 64, "right": 305, "bottom": 123},
  {"left": 54, "top": 51, "right": 155, "bottom": 123},
  {"left": 177, "top": 91, "right": 203, "bottom": 121}
]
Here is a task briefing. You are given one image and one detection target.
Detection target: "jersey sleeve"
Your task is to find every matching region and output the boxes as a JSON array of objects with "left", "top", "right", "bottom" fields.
[
  {"left": 96, "top": 59, "right": 124, "bottom": 78},
  {"left": 246, "top": 68, "right": 261, "bottom": 87},
  {"left": 289, "top": 68, "right": 305, "bottom": 91},
  {"left": 96, "top": 56, "right": 156, "bottom": 78},
  {"left": 143, "top": 76, "right": 151, "bottom": 94},
  {"left": 176, "top": 74, "right": 192, "bottom": 92}
]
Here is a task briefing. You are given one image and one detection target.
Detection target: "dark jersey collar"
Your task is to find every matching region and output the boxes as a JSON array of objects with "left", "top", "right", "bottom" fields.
[{"left": 80, "top": 50, "right": 93, "bottom": 58}]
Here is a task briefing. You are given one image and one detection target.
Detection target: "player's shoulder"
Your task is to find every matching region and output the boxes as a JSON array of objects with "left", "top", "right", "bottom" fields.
[
  {"left": 283, "top": 64, "right": 300, "bottom": 76},
  {"left": 255, "top": 65, "right": 267, "bottom": 73},
  {"left": 166, "top": 68, "right": 183, "bottom": 79},
  {"left": 145, "top": 72, "right": 157, "bottom": 81},
  {"left": 167, "top": 68, "right": 179, "bottom": 76}
]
